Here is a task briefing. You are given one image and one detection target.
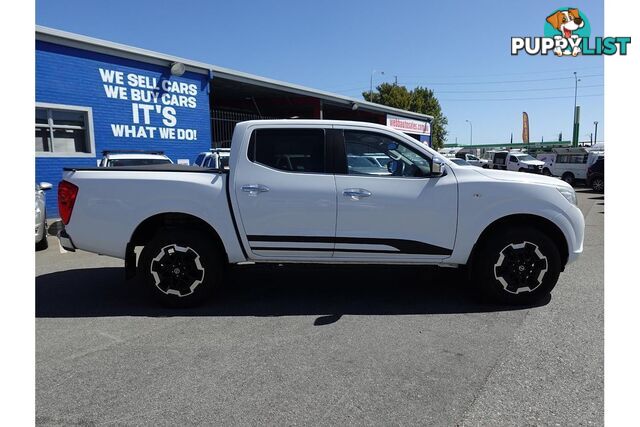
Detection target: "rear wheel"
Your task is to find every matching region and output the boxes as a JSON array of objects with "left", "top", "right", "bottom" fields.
[
  {"left": 138, "top": 228, "right": 223, "bottom": 307},
  {"left": 518, "top": 168, "right": 526, "bottom": 172},
  {"left": 591, "top": 176, "right": 604, "bottom": 192},
  {"left": 473, "top": 226, "right": 561, "bottom": 305},
  {"left": 561, "top": 172, "right": 575, "bottom": 186}
]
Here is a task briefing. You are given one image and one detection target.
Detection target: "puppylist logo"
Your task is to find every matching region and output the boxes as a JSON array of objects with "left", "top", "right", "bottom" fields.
[{"left": 512, "top": 7, "right": 631, "bottom": 56}]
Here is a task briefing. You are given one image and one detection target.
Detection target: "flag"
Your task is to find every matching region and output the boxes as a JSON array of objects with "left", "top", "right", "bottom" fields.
[{"left": 522, "top": 112, "right": 530, "bottom": 144}]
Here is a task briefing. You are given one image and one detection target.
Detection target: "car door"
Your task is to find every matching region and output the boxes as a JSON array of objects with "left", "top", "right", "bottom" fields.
[
  {"left": 571, "top": 154, "right": 588, "bottom": 179},
  {"left": 508, "top": 155, "right": 520, "bottom": 170},
  {"left": 332, "top": 127, "right": 458, "bottom": 262},
  {"left": 233, "top": 126, "right": 336, "bottom": 259}
]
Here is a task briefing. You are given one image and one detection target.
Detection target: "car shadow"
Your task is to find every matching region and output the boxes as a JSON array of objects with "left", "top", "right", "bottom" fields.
[{"left": 36, "top": 264, "right": 550, "bottom": 319}]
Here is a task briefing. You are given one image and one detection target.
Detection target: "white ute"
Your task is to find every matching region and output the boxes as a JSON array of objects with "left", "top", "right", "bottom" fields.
[{"left": 57, "top": 120, "right": 584, "bottom": 307}]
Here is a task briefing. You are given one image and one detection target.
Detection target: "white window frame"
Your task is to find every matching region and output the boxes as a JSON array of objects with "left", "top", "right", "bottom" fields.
[{"left": 36, "top": 102, "right": 96, "bottom": 158}]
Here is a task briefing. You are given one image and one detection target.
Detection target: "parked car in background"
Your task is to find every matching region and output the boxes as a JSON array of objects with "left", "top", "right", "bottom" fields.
[
  {"left": 347, "top": 155, "right": 390, "bottom": 175},
  {"left": 194, "top": 148, "right": 231, "bottom": 170},
  {"left": 493, "top": 151, "right": 544, "bottom": 173},
  {"left": 536, "top": 148, "right": 588, "bottom": 185},
  {"left": 99, "top": 150, "right": 173, "bottom": 167},
  {"left": 449, "top": 158, "right": 472, "bottom": 166},
  {"left": 362, "top": 153, "right": 392, "bottom": 168},
  {"left": 587, "top": 148, "right": 605, "bottom": 168},
  {"left": 36, "top": 182, "right": 52, "bottom": 250},
  {"left": 481, "top": 150, "right": 507, "bottom": 169},
  {"left": 455, "top": 152, "right": 487, "bottom": 168},
  {"left": 586, "top": 156, "right": 604, "bottom": 192}
]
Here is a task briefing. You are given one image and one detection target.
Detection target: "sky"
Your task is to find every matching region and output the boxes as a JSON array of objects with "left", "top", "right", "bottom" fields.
[{"left": 36, "top": 0, "right": 604, "bottom": 145}]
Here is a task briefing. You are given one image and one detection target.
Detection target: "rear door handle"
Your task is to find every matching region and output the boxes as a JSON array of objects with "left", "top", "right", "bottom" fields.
[
  {"left": 241, "top": 184, "right": 270, "bottom": 196},
  {"left": 343, "top": 188, "right": 372, "bottom": 200}
]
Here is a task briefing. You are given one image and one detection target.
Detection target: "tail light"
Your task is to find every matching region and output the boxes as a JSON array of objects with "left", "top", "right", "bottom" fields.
[{"left": 58, "top": 180, "right": 79, "bottom": 225}]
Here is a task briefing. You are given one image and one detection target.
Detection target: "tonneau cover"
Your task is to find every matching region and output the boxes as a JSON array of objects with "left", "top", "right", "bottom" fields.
[{"left": 63, "top": 164, "right": 218, "bottom": 173}]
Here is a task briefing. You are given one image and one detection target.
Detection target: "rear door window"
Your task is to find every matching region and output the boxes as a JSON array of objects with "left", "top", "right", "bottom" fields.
[{"left": 248, "top": 129, "right": 326, "bottom": 173}]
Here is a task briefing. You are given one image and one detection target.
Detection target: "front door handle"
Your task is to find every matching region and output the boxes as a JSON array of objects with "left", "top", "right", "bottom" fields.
[
  {"left": 241, "top": 184, "right": 270, "bottom": 196},
  {"left": 343, "top": 188, "right": 372, "bottom": 200}
]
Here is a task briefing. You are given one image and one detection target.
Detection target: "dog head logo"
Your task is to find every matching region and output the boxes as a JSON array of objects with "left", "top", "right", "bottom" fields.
[
  {"left": 546, "top": 9, "right": 584, "bottom": 38},
  {"left": 544, "top": 8, "right": 590, "bottom": 56}
]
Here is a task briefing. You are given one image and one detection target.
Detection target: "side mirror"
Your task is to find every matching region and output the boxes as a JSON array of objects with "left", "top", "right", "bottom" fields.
[
  {"left": 431, "top": 158, "right": 445, "bottom": 177},
  {"left": 39, "top": 182, "right": 53, "bottom": 191}
]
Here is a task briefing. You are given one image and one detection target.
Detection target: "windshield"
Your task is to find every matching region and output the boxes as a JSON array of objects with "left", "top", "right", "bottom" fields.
[
  {"left": 514, "top": 154, "right": 536, "bottom": 162},
  {"left": 108, "top": 158, "right": 172, "bottom": 167}
]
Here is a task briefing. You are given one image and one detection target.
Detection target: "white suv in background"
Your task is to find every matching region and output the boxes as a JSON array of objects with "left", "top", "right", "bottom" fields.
[
  {"left": 194, "top": 148, "right": 231, "bottom": 170},
  {"left": 536, "top": 148, "right": 588, "bottom": 185},
  {"left": 98, "top": 150, "right": 173, "bottom": 167}
]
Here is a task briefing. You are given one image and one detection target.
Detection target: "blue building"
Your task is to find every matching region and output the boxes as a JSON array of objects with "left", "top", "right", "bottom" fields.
[{"left": 36, "top": 26, "right": 432, "bottom": 216}]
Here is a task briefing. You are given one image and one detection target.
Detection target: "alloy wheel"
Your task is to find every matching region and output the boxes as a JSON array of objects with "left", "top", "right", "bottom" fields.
[
  {"left": 149, "top": 244, "right": 205, "bottom": 297},
  {"left": 494, "top": 241, "right": 548, "bottom": 294}
]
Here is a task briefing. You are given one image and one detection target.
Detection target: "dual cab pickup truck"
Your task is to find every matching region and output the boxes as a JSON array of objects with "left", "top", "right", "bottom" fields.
[{"left": 57, "top": 120, "right": 584, "bottom": 307}]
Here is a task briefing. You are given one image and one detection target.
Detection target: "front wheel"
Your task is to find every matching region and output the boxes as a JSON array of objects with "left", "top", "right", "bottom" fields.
[
  {"left": 473, "top": 226, "right": 561, "bottom": 305},
  {"left": 138, "top": 228, "right": 223, "bottom": 307},
  {"left": 518, "top": 168, "right": 526, "bottom": 172},
  {"left": 543, "top": 168, "right": 552, "bottom": 176}
]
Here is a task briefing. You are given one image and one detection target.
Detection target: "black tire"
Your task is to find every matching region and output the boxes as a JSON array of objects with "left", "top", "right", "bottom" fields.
[
  {"left": 561, "top": 172, "right": 575, "bottom": 186},
  {"left": 36, "top": 215, "right": 48, "bottom": 251},
  {"left": 36, "top": 230, "right": 48, "bottom": 250},
  {"left": 591, "top": 177, "right": 604, "bottom": 192},
  {"left": 543, "top": 168, "right": 552, "bottom": 176},
  {"left": 518, "top": 168, "right": 526, "bottom": 172},
  {"left": 472, "top": 226, "right": 561, "bottom": 305},
  {"left": 138, "top": 228, "right": 223, "bottom": 307}
]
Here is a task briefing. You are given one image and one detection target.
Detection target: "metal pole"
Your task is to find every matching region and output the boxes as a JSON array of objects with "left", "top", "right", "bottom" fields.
[
  {"left": 594, "top": 121, "right": 599, "bottom": 143},
  {"left": 466, "top": 120, "right": 473, "bottom": 146},
  {"left": 572, "top": 72, "right": 580, "bottom": 147},
  {"left": 369, "top": 70, "right": 384, "bottom": 102},
  {"left": 369, "top": 71, "right": 373, "bottom": 101}
]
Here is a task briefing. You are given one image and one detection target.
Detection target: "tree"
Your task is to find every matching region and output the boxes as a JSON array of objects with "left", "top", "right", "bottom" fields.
[{"left": 363, "top": 84, "right": 448, "bottom": 149}]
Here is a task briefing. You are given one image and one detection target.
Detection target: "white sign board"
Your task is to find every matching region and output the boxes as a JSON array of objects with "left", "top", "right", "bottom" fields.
[{"left": 386, "top": 114, "right": 431, "bottom": 135}]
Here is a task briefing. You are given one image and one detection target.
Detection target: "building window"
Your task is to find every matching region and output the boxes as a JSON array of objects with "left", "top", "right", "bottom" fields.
[{"left": 35, "top": 104, "right": 95, "bottom": 156}]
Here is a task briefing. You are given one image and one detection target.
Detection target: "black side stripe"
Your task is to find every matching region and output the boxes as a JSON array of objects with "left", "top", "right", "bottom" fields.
[
  {"left": 247, "top": 235, "right": 452, "bottom": 256},
  {"left": 251, "top": 247, "right": 401, "bottom": 254}
]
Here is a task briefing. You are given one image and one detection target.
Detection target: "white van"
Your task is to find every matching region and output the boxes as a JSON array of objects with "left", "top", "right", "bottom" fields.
[
  {"left": 536, "top": 148, "right": 588, "bottom": 185},
  {"left": 480, "top": 150, "right": 508, "bottom": 169}
]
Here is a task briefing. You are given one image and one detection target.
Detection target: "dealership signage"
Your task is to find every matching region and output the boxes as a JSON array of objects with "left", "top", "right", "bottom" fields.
[
  {"left": 386, "top": 114, "right": 431, "bottom": 135},
  {"left": 99, "top": 68, "right": 200, "bottom": 141}
]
